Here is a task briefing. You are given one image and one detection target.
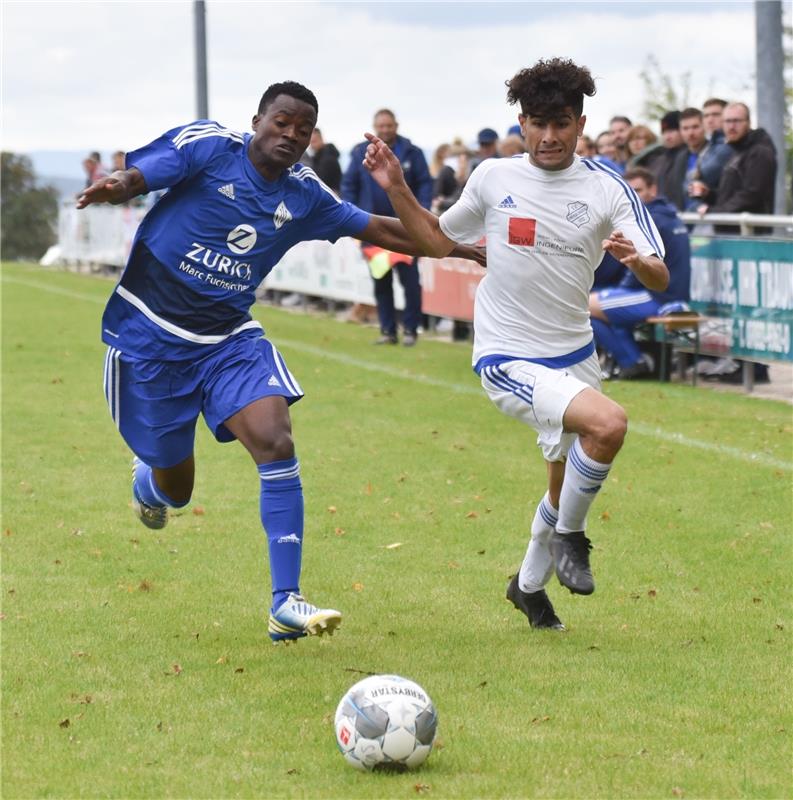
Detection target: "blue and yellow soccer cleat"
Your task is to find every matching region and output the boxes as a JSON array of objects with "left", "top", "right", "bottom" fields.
[
  {"left": 268, "top": 593, "right": 342, "bottom": 644},
  {"left": 131, "top": 457, "right": 168, "bottom": 530}
]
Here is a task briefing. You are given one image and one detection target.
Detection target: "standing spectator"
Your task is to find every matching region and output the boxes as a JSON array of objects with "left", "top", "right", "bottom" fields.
[
  {"left": 673, "top": 107, "right": 733, "bottom": 211},
  {"left": 702, "top": 97, "right": 727, "bottom": 143},
  {"left": 468, "top": 127, "right": 500, "bottom": 174},
  {"left": 697, "top": 101, "right": 777, "bottom": 386},
  {"left": 626, "top": 124, "right": 664, "bottom": 173},
  {"left": 341, "top": 108, "right": 432, "bottom": 346},
  {"left": 593, "top": 130, "right": 623, "bottom": 173},
  {"left": 82, "top": 151, "right": 108, "bottom": 188},
  {"left": 430, "top": 143, "right": 451, "bottom": 178},
  {"left": 654, "top": 111, "right": 686, "bottom": 206},
  {"left": 111, "top": 151, "right": 126, "bottom": 171},
  {"left": 576, "top": 134, "right": 596, "bottom": 157},
  {"left": 498, "top": 134, "right": 526, "bottom": 157},
  {"left": 303, "top": 128, "right": 342, "bottom": 193},
  {"left": 590, "top": 167, "right": 690, "bottom": 379},
  {"left": 432, "top": 141, "right": 469, "bottom": 214},
  {"left": 698, "top": 102, "right": 777, "bottom": 227},
  {"left": 609, "top": 115, "right": 632, "bottom": 170}
]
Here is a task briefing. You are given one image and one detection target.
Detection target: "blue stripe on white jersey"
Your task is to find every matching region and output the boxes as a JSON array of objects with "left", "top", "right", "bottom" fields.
[{"left": 581, "top": 158, "right": 662, "bottom": 254}]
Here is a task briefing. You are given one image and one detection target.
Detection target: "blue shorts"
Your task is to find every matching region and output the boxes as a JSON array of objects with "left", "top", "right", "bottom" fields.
[
  {"left": 595, "top": 288, "right": 660, "bottom": 326},
  {"left": 103, "top": 332, "right": 304, "bottom": 468}
]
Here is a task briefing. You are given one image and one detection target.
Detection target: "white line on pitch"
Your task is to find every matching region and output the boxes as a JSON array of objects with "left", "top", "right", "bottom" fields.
[{"left": 4, "top": 273, "right": 791, "bottom": 472}]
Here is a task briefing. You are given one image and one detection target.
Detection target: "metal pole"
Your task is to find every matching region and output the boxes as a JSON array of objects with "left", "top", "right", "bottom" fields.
[
  {"left": 194, "top": 0, "right": 209, "bottom": 119},
  {"left": 755, "top": 1, "right": 787, "bottom": 214}
]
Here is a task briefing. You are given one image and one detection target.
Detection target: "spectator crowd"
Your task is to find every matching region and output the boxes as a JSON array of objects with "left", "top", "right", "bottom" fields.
[{"left": 82, "top": 95, "right": 779, "bottom": 380}]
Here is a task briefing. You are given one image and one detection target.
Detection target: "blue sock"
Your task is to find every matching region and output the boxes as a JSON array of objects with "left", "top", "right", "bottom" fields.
[
  {"left": 133, "top": 460, "right": 189, "bottom": 508},
  {"left": 258, "top": 457, "right": 303, "bottom": 612}
]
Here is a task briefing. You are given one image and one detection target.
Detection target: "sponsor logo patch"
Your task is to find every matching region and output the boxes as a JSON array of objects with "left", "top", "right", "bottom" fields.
[
  {"left": 497, "top": 195, "right": 517, "bottom": 209},
  {"left": 226, "top": 224, "right": 257, "bottom": 254},
  {"left": 508, "top": 217, "right": 537, "bottom": 246}
]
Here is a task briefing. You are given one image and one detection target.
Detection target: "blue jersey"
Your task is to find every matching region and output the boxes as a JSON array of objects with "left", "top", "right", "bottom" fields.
[{"left": 102, "top": 120, "right": 370, "bottom": 359}]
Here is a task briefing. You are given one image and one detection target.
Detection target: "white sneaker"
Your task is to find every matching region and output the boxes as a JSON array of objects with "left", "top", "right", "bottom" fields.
[{"left": 268, "top": 592, "right": 342, "bottom": 643}]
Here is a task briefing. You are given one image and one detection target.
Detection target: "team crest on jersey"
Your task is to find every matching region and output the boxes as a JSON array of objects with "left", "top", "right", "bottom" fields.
[
  {"left": 566, "top": 201, "right": 590, "bottom": 228},
  {"left": 273, "top": 201, "right": 293, "bottom": 231},
  {"left": 226, "top": 224, "right": 257, "bottom": 254}
]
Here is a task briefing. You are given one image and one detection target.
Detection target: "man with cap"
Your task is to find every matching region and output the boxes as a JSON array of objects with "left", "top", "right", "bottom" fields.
[{"left": 468, "top": 127, "right": 501, "bottom": 176}]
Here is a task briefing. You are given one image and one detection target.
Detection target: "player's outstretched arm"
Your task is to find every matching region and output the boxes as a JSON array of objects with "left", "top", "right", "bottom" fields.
[
  {"left": 363, "top": 133, "right": 456, "bottom": 258},
  {"left": 602, "top": 231, "right": 669, "bottom": 291},
  {"left": 354, "top": 215, "right": 485, "bottom": 267},
  {"left": 76, "top": 168, "right": 148, "bottom": 209}
]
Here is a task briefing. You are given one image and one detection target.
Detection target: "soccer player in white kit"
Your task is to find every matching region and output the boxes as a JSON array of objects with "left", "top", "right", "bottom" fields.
[{"left": 363, "top": 58, "right": 669, "bottom": 630}]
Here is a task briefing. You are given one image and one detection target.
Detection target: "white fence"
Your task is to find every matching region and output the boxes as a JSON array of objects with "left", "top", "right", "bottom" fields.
[{"left": 56, "top": 202, "right": 404, "bottom": 308}]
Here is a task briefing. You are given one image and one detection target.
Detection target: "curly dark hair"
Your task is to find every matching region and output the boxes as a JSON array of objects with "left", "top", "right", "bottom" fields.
[
  {"left": 506, "top": 58, "right": 596, "bottom": 118},
  {"left": 258, "top": 81, "right": 318, "bottom": 115}
]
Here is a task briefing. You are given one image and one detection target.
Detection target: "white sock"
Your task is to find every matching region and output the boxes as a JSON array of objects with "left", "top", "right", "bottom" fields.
[
  {"left": 518, "top": 493, "right": 558, "bottom": 592},
  {"left": 556, "top": 438, "right": 612, "bottom": 534}
]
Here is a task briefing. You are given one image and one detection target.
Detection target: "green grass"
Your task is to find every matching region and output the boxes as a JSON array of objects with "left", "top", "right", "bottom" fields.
[{"left": 2, "top": 262, "right": 792, "bottom": 799}]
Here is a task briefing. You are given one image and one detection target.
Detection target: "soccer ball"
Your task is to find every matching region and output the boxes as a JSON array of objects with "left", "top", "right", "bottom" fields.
[{"left": 334, "top": 674, "right": 438, "bottom": 771}]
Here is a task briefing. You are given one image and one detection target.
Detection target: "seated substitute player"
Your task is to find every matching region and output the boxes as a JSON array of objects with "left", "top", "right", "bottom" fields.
[
  {"left": 77, "top": 81, "right": 482, "bottom": 644},
  {"left": 362, "top": 59, "right": 668, "bottom": 631},
  {"left": 589, "top": 167, "right": 691, "bottom": 380}
]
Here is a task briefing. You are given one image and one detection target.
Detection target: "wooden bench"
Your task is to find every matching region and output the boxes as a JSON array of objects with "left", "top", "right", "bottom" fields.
[{"left": 641, "top": 314, "right": 703, "bottom": 386}]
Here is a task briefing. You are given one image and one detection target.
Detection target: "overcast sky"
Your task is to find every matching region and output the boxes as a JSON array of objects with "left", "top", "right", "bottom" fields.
[{"left": 1, "top": 0, "right": 776, "bottom": 172}]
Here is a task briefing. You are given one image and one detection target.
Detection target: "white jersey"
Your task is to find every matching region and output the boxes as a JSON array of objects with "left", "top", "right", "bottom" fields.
[{"left": 439, "top": 155, "right": 664, "bottom": 368}]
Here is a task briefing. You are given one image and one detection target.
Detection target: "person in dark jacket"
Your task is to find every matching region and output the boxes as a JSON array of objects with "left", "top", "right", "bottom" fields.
[
  {"left": 342, "top": 108, "right": 433, "bottom": 346},
  {"left": 652, "top": 111, "right": 686, "bottom": 207},
  {"left": 697, "top": 102, "right": 777, "bottom": 233},
  {"left": 303, "top": 128, "right": 342, "bottom": 193},
  {"left": 670, "top": 107, "right": 733, "bottom": 211},
  {"left": 589, "top": 167, "right": 691, "bottom": 379}
]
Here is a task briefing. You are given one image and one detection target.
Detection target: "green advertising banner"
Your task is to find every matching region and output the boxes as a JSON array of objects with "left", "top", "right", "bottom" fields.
[{"left": 689, "top": 238, "right": 793, "bottom": 361}]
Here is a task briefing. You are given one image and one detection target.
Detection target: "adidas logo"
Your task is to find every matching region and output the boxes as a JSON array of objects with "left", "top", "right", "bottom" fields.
[
  {"left": 276, "top": 533, "right": 301, "bottom": 545},
  {"left": 498, "top": 195, "right": 517, "bottom": 209},
  {"left": 218, "top": 183, "right": 235, "bottom": 200},
  {"left": 273, "top": 201, "right": 293, "bottom": 230},
  {"left": 267, "top": 375, "right": 281, "bottom": 387}
]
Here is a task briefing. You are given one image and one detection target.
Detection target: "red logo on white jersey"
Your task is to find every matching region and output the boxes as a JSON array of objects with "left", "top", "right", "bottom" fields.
[{"left": 508, "top": 217, "right": 536, "bottom": 246}]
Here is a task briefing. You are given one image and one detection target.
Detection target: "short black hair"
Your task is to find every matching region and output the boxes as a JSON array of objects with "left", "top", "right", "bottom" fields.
[
  {"left": 624, "top": 166, "right": 656, "bottom": 187},
  {"left": 506, "top": 58, "right": 596, "bottom": 118},
  {"left": 258, "top": 81, "right": 318, "bottom": 115}
]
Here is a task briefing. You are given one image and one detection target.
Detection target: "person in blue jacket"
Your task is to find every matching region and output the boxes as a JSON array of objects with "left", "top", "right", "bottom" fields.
[
  {"left": 589, "top": 166, "right": 691, "bottom": 379},
  {"left": 342, "top": 109, "right": 433, "bottom": 346}
]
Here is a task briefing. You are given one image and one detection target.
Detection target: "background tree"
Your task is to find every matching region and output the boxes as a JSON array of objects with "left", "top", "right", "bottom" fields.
[
  {"left": 638, "top": 55, "right": 692, "bottom": 123},
  {"left": 1, "top": 152, "right": 59, "bottom": 261}
]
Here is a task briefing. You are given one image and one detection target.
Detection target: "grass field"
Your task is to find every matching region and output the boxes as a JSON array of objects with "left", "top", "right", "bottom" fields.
[{"left": 2, "top": 261, "right": 791, "bottom": 799}]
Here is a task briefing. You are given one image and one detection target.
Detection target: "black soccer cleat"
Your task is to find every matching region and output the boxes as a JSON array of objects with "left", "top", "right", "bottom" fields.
[
  {"left": 550, "top": 531, "right": 595, "bottom": 595},
  {"left": 506, "top": 575, "right": 565, "bottom": 630}
]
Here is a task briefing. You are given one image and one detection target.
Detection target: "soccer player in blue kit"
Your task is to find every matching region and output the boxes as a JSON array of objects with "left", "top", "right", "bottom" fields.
[{"left": 77, "top": 81, "right": 481, "bottom": 644}]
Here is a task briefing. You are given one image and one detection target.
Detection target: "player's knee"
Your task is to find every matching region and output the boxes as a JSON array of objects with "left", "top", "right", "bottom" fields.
[
  {"left": 249, "top": 430, "right": 295, "bottom": 464},
  {"left": 599, "top": 406, "right": 627, "bottom": 452}
]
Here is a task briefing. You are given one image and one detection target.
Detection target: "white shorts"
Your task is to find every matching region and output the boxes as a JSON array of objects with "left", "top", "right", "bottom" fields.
[{"left": 479, "top": 353, "right": 601, "bottom": 462}]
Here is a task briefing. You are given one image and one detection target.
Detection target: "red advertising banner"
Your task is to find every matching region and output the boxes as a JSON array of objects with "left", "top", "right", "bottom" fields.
[{"left": 418, "top": 256, "right": 485, "bottom": 322}]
